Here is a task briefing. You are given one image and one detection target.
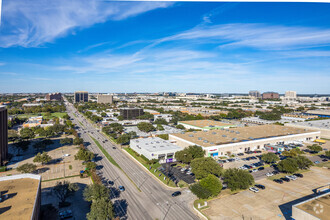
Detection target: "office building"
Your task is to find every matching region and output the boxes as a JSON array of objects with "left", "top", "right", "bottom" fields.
[
  {"left": 262, "top": 92, "right": 279, "bottom": 100},
  {"left": 249, "top": 90, "right": 261, "bottom": 98},
  {"left": 120, "top": 108, "right": 144, "bottom": 120},
  {"left": 45, "top": 92, "right": 62, "bottom": 101},
  {"left": 0, "top": 105, "right": 8, "bottom": 166},
  {"left": 169, "top": 125, "right": 320, "bottom": 157},
  {"left": 0, "top": 174, "right": 41, "bottom": 220},
  {"left": 97, "top": 94, "right": 113, "bottom": 104},
  {"left": 74, "top": 91, "right": 88, "bottom": 103},
  {"left": 130, "top": 137, "right": 183, "bottom": 163},
  {"left": 285, "top": 91, "right": 297, "bottom": 99}
]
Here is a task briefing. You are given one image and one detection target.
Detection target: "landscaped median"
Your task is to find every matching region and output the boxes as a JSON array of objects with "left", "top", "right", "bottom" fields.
[
  {"left": 89, "top": 136, "right": 141, "bottom": 192},
  {"left": 123, "top": 147, "right": 177, "bottom": 187}
]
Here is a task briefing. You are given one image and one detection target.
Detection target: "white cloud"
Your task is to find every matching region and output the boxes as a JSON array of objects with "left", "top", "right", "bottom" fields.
[
  {"left": 153, "top": 23, "right": 330, "bottom": 51},
  {"left": 0, "top": 0, "right": 173, "bottom": 47}
]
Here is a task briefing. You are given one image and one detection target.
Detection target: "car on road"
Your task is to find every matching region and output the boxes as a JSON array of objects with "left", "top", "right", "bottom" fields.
[
  {"left": 273, "top": 179, "right": 283, "bottom": 184},
  {"left": 119, "top": 186, "right": 125, "bottom": 192},
  {"left": 172, "top": 191, "right": 181, "bottom": 197},
  {"left": 280, "top": 177, "right": 290, "bottom": 182},
  {"left": 249, "top": 187, "right": 259, "bottom": 193},
  {"left": 255, "top": 184, "right": 265, "bottom": 190}
]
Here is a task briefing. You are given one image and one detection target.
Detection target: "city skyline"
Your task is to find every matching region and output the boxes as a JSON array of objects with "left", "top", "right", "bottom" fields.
[{"left": 1, "top": 1, "right": 330, "bottom": 93}]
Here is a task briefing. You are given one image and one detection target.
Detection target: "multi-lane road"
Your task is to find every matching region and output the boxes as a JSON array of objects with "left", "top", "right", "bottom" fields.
[{"left": 65, "top": 100, "right": 199, "bottom": 220}]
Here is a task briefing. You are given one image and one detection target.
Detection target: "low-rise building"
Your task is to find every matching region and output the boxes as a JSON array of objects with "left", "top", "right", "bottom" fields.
[
  {"left": 22, "top": 103, "right": 43, "bottom": 107},
  {"left": 178, "top": 120, "right": 236, "bottom": 130},
  {"left": 130, "top": 137, "right": 183, "bottom": 163},
  {"left": 154, "top": 114, "right": 173, "bottom": 122},
  {"left": 285, "top": 119, "right": 330, "bottom": 139},
  {"left": 23, "top": 116, "right": 43, "bottom": 128},
  {"left": 169, "top": 125, "right": 320, "bottom": 157},
  {"left": 0, "top": 174, "right": 41, "bottom": 220}
]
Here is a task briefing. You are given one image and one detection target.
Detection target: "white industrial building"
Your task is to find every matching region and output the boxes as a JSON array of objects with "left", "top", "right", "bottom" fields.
[
  {"left": 154, "top": 114, "right": 173, "bottom": 122},
  {"left": 130, "top": 137, "right": 183, "bottom": 163}
]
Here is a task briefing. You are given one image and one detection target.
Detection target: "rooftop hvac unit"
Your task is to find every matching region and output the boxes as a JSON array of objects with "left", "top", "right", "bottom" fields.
[
  {"left": 249, "top": 137, "right": 254, "bottom": 139},
  {"left": 212, "top": 132, "right": 216, "bottom": 134},
  {"left": 236, "top": 131, "right": 240, "bottom": 134},
  {"left": 198, "top": 137, "right": 203, "bottom": 140},
  {"left": 181, "top": 132, "right": 185, "bottom": 134},
  {"left": 203, "top": 140, "right": 209, "bottom": 143},
  {"left": 232, "top": 138, "right": 237, "bottom": 141},
  {"left": 222, "top": 135, "right": 227, "bottom": 137},
  {"left": 193, "top": 131, "right": 197, "bottom": 133},
  {"left": 210, "top": 142, "right": 214, "bottom": 144},
  {"left": 189, "top": 134, "right": 194, "bottom": 137}
]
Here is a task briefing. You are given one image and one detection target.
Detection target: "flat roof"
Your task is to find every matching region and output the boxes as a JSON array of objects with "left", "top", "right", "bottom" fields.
[
  {"left": 171, "top": 124, "right": 314, "bottom": 147},
  {"left": 306, "top": 110, "right": 330, "bottom": 116},
  {"left": 131, "top": 137, "right": 182, "bottom": 153},
  {"left": 179, "top": 120, "right": 234, "bottom": 129},
  {"left": 0, "top": 177, "right": 40, "bottom": 219},
  {"left": 289, "top": 119, "right": 330, "bottom": 130},
  {"left": 295, "top": 192, "right": 330, "bottom": 219}
]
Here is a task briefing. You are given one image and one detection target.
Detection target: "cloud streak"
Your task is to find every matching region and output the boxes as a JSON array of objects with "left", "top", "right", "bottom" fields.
[{"left": 0, "top": 0, "right": 173, "bottom": 47}]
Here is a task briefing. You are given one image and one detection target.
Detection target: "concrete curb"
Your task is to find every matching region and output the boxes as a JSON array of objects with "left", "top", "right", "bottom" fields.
[
  {"left": 121, "top": 148, "right": 180, "bottom": 190},
  {"left": 192, "top": 204, "right": 208, "bottom": 220}
]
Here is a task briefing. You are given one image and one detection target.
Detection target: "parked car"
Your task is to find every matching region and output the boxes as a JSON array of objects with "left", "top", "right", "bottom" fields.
[
  {"left": 293, "top": 173, "right": 303, "bottom": 178},
  {"left": 249, "top": 187, "right": 259, "bottom": 193},
  {"left": 108, "top": 180, "right": 114, "bottom": 185},
  {"left": 119, "top": 186, "right": 125, "bottom": 191},
  {"left": 280, "top": 177, "right": 290, "bottom": 182},
  {"left": 272, "top": 171, "right": 279, "bottom": 175},
  {"left": 255, "top": 184, "right": 265, "bottom": 190},
  {"left": 180, "top": 168, "right": 186, "bottom": 172},
  {"left": 266, "top": 172, "right": 273, "bottom": 177},
  {"left": 59, "top": 210, "right": 73, "bottom": 219},
  {"left": 172, "top": 191, "right": 181, "bottom": 197},
  {"left": 286, "top": 175, "right": 297, "bottom": 181},
  {"left": 322, "top": 159, "right": 328, "bottom": 162},
  {"left": 273, "top": 179, "right": 283, "bottom": 184},
  {"left": 252, "top": 169, "right": 258, "bottom": 173},
  {"left": 258, "top": 167, "right": 264, "bottom": 171},
  {"left": 314, "top": 161, "right": 320, "bottom": 164}
]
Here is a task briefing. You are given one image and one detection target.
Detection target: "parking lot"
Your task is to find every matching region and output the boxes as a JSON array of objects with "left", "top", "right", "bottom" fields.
[
  {"left": 203, "top": 166, "right": 330, "bottom": 220},
  {"left": 160, "top": 164, "right": 195, "bottom": 184}
]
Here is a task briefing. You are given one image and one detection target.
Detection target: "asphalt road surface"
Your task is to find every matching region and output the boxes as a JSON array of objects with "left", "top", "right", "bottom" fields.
[{"left": 64, "top": 99, "right": 199, "bottom": 220}]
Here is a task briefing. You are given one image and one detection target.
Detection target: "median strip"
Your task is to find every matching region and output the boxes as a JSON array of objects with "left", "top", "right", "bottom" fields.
[{"left": 89, "top": 136, "right": 141, "bottom": 192}]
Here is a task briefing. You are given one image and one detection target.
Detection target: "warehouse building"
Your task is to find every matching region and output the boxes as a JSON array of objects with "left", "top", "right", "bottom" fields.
[
  {"left": 169, "top": 125, "right": 320, "bottom": 157},
  {"left": 178, "top": 120, "right": 236, "bottom": 130},
  {"left": 130, "top": 137, "right": 183, "bottom": 163},
  {"left": 0, "top": 174, "right": 41, "bottom": 220},
  {"left": 285, "top": 119, "right": 330, "bottom": 139}
]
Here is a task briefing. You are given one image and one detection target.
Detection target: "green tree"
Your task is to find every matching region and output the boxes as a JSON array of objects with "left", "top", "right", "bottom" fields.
[
  {"left": 158, "top": 134, "right": 169, "bottom": 140},
  {"left": 101, "top": 112, "right": 107, "bottom": 117},
  {"left": 86, "top": 162, "right": 97, "bottom": 171},
  {"left": 175, "top": 145, "right": 205, "bottom": 164},
  {"left": 17, "top": 163, "right": 37, "bottom": 173},
  {"left": 295, "top": 156, "right": 313, "bottom": 169},
  {"left": 261, "top": 153, "right": 279, "bottom": 163},
  {"left": 277, "top": 158, "right": 299, "bottom": 173},
  {"left": 60, "top": 137, "right": 73, "bottom": 145},
  {"left": 20, "top": 128, "right": 35, "bottom": 140},
  {"left": 75, "top": 148, "right": 95, "bottom": 161},
  {"left": 325, "top": 151, "right": 330, "bottom": 158},
  {"left": 154, "top": 118, "right": 168, "bottom": 125},
  {"left": 137, "top": 122, "right": 155, "bottom": 132},
  {"left": 87, "top": 197, "right": 114, "bottom": 220},
  {"left": 176, "top": 124, "right": 185, "bottom": 130},
  {"left": 156, "top": 124, "right": 164, "bottom": 131},
  {"left": 116, "top": 134, "right": 131, "bottom": 145},
  {"left": 189, "top": 183, "right": 212, "bottom": 199},
  {"left": 33, "top": 152, "right": 52, "bottom": 165},
  {"left": 223, "top": 168, "right": 254, "bottom": 191},
  {"left": 307, "top": 144, "right": 323, "bottom": 153},
  {"left": 191, "top": 157, "right": 222, "bottom": 179},
  {"left": 282, "top": 148, "right": 305, "bottom": 157},
  {"left": 73, "top": 137, "right": 84, "bottom": 145},
  {"left": 62, "top": 114, "right": 70, "bottom": 120},
  {"left": 33, "top": 141, "right": 47, "bottom": 152},
  {"left": 83, "top": 184, "right": 110, "bottom": 202},
  {"left": 199, "top": 174, "right": 222, "bottom": 197},
  {"left": 53, "top": 181, "right": 79, "bottom": 203}
]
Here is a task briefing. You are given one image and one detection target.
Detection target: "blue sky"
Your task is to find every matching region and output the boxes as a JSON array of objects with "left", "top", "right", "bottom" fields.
[{"left": 0, "top": 1, "right": 330, "bottom": 94}]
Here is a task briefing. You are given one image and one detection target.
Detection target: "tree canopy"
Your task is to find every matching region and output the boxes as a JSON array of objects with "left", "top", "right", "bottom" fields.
[
  {"left": 223, "top": 168, "right": 254, "bottom": 191},
  {"left": 199, "top": 174, "right": 222, "bottom": 197},
  {"left": 75, "top": 147, "right": 95, "bottom": 162},
  {"left": 17, "top": 163, "right": 37, "bottom": 173},
  {"left": 53, "top": 181, "right": 79, "bottom": 203},
  {"left": 33, "top": 152, "right": 52, "bottom": 165},
  {"left": 175, "top": 145, "right": 205, "bottom": 164},
  {"left": 277, "top": 158, "right": 299, "bottom": 173},
  {"left": 261, "top": 153, "right": 279, "bottom": 163},
  {"left": 191, "top": 157, "right": 222, "bottom": 179},
  {"left": 307, "top": 144, "right": 323, "bottom": 153},
  {"left": 137, "top": 122, "right": 155, "bottom": 132}
]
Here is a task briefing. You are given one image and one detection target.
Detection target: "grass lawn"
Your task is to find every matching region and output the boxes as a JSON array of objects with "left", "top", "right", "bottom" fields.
[
  {"left": 124, "top": 147, "right": 176, "bottom": 187},
  {"left": 16, "top": 112, "right": 67, "bottom": 119}
]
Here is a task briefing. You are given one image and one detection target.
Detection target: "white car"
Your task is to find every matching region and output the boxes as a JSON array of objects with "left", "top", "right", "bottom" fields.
[
  {"left": 252, "top": 169, "right": 258, "bottom": 173},
  {"left": 286, "top": 175, "right": 297, "bottom": 180},
  {"left": 63, "top": 154, "right": 70, "bottom": 157},
  {"left": 249, "top": 187, "right": 259, "bottom": 193},
  {"left": 266, "top": 172, "right": 273, "bottom": 177},
  {"left": 180, "top": 168, "right": 186, "bottom": 172}
]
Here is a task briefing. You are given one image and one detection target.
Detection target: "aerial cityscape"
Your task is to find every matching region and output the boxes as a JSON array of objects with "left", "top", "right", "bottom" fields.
[{"left": 0, "top": 1, "right": 330, "bottom": 220}]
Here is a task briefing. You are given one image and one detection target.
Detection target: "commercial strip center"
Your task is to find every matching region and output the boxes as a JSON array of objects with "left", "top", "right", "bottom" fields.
[{"left": 169, "top": 124, "right": 320, "bottom": 157}]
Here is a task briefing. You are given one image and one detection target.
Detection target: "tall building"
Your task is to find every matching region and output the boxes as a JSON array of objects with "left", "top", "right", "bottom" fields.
[
  {"left": 249, "top": 90, "right": 261, "bottom": 98},
  {"left": 74, "top": 91, "right": 88, "bottom": 103},
  {"left": 97, "top": 94, "right": 113, "bottom": 104},
  {"left": 45, "top": 92, "right": 62, "bottom": 101},
  {"left": 285, "top": 91, "right": 297, "bottom": 99},
  {"left": 262, "top": 92, "right": 279, "bottom": 100},
  {"left": 0, "top": 105, "right": 8, "bottom": 166},
  {"left": 120, "top": 108, "right": 144, "bottom": 120}
]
